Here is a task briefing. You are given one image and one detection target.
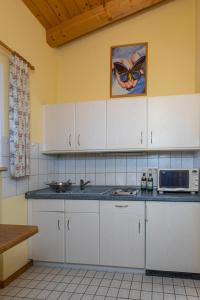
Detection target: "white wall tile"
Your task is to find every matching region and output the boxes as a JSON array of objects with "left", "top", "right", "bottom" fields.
[
  {"left": 106, "top": 157, "right": 115, "bottom": 173},
  {"left": 65, "top": 158, "right": 75, "bottom": 173},
  {"left": 28, "top": 175, "right": 39, "bottom": 191},
  {"left": 47, "top": 160, "right": 55, "bottom": 174},
  {"left": 127, "top": 157, "right": 137, "bottom": 172},
  {"left": 86, "top": 173, "right": 96, "bottom": 185},
  {"left": 171, "top": 157, "right": 182, "bottom": 168},
  {"left": 66, "top": 173, "right": 76, "bottom": 183},
  {"left": 159, "top": 157, "right": 171, "bottom": 168},
  {"left": 116, "top": 173, "right": 126, "bottom": 185},
  {"left": 106, "top": 173, "right": 116, "bottom": 185},
  {"left": 38, "top": 159, "right": 47, "bottom": 175},
  {"left": 2, "top": 177, "right": 17, "bottom": 197},
  {"left": 96, "top": 157, "right": 106, "bottom": 173},
  {"left": 58, "top": 159, "right": 66, "bottom": 174},
  {"left": 38, "top": 174, "right": 47, "bottom": 189},
  {"left": 126, "top": 173, "right": 137, "bottom": 185},
  {"left": 86, "top": 158, "right": 96, "bottom": 173},
  {"left": 116, "top": 157, "right": 126, "bottom": 172},
  {"left": 96, "top": 173, "right": 106, "bottom": 185},
  {"left": 16, "top": 177, "right": 29, "bottom": 195},
  {"left": 75, "top": 158, "right": 86, "bottom": 173},
  {"left": 137, "top": 157, "right": 148, "bottom": 172},
  {"left": 30, "top": 158, "right": 39, "bottom": 176},
  {"left": 30, "top": 143, "right": 39, "bottom": 158},
  {"left": 181, "top": 157, "right": 194, "bottom": 168},
  {"left": 1, "top": 136, "right": 9, "bottom": 156}
]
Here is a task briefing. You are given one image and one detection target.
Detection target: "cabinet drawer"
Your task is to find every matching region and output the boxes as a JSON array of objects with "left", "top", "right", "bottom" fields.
[
  {"left": 31, "top": 199, "right": 64, "bottom": 212},
  {"left": 100, "top": 201, "right": 143, "bottom": 213},
  {"left": 65, "top": 200, "right": 99, "bottom": 213}
]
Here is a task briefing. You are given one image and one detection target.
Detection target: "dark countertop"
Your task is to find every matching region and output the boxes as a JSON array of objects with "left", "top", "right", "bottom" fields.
[{"left": 25, "top": 186, "right": 200, "bottom": 202}]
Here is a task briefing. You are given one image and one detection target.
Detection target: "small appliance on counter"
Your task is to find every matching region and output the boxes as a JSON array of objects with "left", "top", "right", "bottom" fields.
[{"left": 157, "top": 169, "right": 199, "bottom": 194}]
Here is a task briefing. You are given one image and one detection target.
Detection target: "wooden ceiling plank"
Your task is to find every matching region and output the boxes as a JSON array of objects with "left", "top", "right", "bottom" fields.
[
  {"left": 74, "top": 0, "right": 91, "bottom": 13},
  {"left": 31, "top": 0, "right": 61, "bottom": 27},
  {"left": 46, "top": 0, "right": 170, "bottom": 47},
  {"left": 23, "top": 0, "right": 51, "bottom": 29},
  {"left": 61, "top": 0, "right": 82, "bottom": 18},
  {"left": 46, "top": 0, "right": 71, "bottom": 22}
]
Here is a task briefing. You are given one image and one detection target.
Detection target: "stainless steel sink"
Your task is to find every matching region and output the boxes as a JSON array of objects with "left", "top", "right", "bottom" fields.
[{"left": 71, "top": 186, "right": 111, "bottom": 195}]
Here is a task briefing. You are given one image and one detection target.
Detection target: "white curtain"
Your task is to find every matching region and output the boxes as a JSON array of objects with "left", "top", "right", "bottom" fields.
[{"left": 9, "top": 54, "right": 30, "bottom": 178}]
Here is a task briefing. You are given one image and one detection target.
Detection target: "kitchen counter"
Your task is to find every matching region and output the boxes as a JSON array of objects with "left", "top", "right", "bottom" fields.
[
  {"left": 0, "top": 224, "right": 38, "bottom": 254},
  {"left": 25, "top": 186, "right": 200, "bottom": 202}
]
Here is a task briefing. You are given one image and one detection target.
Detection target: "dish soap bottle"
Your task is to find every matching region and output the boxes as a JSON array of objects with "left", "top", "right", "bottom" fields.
[
  {"left": 141, "top": 173, "right": 147, "bottom": 191},
  {"left": 147, "top": 173, "right": 153, "bottom": 191}
]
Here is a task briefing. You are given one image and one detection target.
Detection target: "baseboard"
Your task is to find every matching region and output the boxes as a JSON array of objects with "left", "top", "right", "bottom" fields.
[
  {"left": 0, "top": 260, "right": 33, "bottom": 288},
  {"left": 146, "top": 269, "right": 200, "bottom": 279}
]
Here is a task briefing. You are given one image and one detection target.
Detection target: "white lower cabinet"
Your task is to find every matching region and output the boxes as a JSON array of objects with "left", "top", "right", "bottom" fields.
[
  {"left": 31, "top": 211, "right": 65, "bottom": 262},
  {"left": 146, "top": 202, "right": 200, "bottom": 273},
  {"left": 65, "top": 200, "right": 99, "bottom": 265},
  {"left": 100, "top": 201, "right": 145, "bottom": 268}
]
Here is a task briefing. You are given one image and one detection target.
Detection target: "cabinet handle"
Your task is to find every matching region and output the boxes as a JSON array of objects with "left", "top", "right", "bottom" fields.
[
  {"left": 57, "top": 219, "right": 60, "bottom": 231},
  {"left": 67, "top": 219, "right": 70, "bottom": 230},
  {"left": 140, "top": 131, "right": 143, "bottom": 144},
  {"left": 69, "top": 134, "right": 71, "bottom": 147},
  {"left": 78, "top": 134, "right": 80, "bottom": 146},
  {"left": 138, "top": 220, "right": 141, "bottom": 234},
  {"left": 115, "top": 205, "right": 128, "bottom": 208},
  {"left": 150, "top": 131, "right": 153, "bottom": 144}
]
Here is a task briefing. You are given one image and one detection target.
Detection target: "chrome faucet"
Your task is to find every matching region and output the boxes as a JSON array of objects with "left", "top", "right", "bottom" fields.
[{"left": 80, "top": 179, "right": 90, "bottom": 190}]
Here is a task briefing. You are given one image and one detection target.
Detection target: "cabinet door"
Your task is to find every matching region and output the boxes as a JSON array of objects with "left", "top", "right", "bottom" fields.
[
  {"left": 100, "top": 201, "right": 145, "bottom": 268},
  {"left": 148, "top": 94, "right": 200, "bottom": 149},
  {"left": 107, "top": 98, "right": 147, "bottom": 150},
  {"left": 66, "top": 213, "right": 99, "bottom": 264},
  {"left": 43, "top": 103, "right": 75, "bottom": 151},
  {"left": 75, "top": 101, "right": 106, "bottom": 150},
  {"left": 32, "top": 211, "right": 65, "bottom": 262},
  {"left": 146, "top": 202, "right": 200, "bottom": 273}
]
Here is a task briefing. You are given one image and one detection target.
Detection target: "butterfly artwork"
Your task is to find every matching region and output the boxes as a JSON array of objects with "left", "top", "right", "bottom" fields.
[{"left": 110, "top": 43, "right": 147, "bottom": 98}]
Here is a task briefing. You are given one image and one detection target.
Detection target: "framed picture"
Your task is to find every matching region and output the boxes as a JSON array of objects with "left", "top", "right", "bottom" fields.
[{"left": 110, "top": 42, "right": 148, "bottom": 98}]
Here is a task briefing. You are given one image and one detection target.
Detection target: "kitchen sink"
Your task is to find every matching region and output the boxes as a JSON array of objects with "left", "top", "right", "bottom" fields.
[{"left": 70, "top": 186, "right": 111, "bottom": 195}]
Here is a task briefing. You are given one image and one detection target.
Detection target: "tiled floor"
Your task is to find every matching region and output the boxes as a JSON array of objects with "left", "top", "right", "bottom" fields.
[{"left": 1, "top": 265, "right": 200, "bottom": 300}]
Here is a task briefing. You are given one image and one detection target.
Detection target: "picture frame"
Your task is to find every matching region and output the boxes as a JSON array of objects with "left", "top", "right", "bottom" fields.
[{"left": 110, "top": 42, "right": 148, "bottom": 98}]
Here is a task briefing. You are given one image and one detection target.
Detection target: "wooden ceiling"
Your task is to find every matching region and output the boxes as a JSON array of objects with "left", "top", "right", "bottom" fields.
[{"left": 23, "top": 0, "right": 170, "bottom": 48}]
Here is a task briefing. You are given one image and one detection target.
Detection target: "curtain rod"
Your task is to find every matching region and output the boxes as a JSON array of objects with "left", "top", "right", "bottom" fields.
[{"left": 0, "top": 40, "right": 35, "bottom": 70}]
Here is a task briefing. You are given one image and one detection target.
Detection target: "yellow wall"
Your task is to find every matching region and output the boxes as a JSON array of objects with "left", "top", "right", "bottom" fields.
[
  {"left": 0, "top": 195, "right": 28, "bottom": 280},
  {"left": 0, "top": 0, "right": 57, "bottom": 281},
  {"left": 0, "top": 0, "right": 57, "bottom": 143},
  {"left": 56, "top": 0, "right": 196, "bottom": 102},
  {"left": 196, "top": 0, "right": 200, "bottom": 92}
]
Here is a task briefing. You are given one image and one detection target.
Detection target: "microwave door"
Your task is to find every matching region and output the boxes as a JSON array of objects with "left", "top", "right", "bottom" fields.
[{"left": 159, "top": 170, "right": 189, "bottom": 189}]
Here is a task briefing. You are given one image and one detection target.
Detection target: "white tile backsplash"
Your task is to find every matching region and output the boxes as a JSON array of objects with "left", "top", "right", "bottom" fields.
[
  {"left": 1, "top": 137, "right": 199, "bottom": 198},
  {"left": 116, "top": 157, "right": 126, "bottom": 172}
]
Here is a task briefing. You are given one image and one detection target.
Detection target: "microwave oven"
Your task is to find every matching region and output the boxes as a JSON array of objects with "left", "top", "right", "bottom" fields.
[{"left": 157, "top": 169, "right": 199, "bottom": 194}]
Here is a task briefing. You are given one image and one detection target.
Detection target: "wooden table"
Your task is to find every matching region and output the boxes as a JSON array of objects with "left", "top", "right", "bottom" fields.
[{"left": 0, "top": 224, "right": 38, "bottom": 254}]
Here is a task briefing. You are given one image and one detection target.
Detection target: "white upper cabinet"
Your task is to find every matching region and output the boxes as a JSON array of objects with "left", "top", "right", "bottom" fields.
[
  {"left": 107, "top": 98, "right": 147, "bottom": 150},
  {"left": 43, "top": 103, "right": 75, "bottom": 151},
  {"left": 75, "top": 101, "right": 106, "bottom": 150},
  {"left": 148, "top": 94, "right": 200, "bottom": 149}
]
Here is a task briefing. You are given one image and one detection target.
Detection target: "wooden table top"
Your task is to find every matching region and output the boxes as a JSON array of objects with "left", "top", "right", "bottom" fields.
[{"left": 0, "top": 224, "right": 38, "bottom": 254}]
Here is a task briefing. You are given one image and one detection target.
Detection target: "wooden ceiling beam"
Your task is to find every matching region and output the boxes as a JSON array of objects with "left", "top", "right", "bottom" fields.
[{"left": 46, "top": 0, "right": 169, "bottom": 47}]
